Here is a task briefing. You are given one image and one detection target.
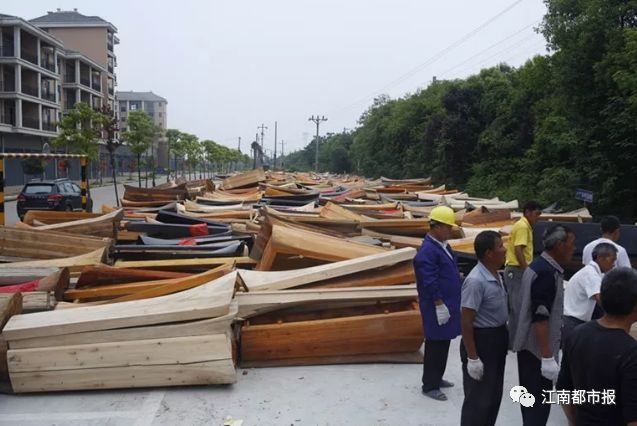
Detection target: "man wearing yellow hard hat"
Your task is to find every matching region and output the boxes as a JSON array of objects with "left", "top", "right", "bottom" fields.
[{"left": 414, "top": 205, "right": 461, "bottom": 401}]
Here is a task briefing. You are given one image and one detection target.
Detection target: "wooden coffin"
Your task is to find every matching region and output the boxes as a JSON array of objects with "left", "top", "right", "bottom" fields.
[
  {"left": 221, "top": 169, "right": 266, "bottom": 190},
  {"left": 0, "top": 227, "right": 111, "bottom": 260},
  {"left": 17, "top": 209, "right": 124, "bottom": 238}
]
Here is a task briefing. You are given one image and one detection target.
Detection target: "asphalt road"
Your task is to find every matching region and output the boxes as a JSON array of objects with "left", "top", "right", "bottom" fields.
[{"left": 4, "top": 183, "right": 125, "bottom": 226}]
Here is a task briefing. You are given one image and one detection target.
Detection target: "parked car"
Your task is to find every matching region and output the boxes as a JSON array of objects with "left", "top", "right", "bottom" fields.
[{"left": 16, "top": 178, "right": 93, "bottom": 220}]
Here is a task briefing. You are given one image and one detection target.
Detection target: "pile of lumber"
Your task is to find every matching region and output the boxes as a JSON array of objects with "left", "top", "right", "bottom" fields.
[{"left": 1, "top": 272, "right": 238, "bottom": 392}]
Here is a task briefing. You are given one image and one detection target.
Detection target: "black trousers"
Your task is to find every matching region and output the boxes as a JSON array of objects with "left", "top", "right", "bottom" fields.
[
  {"left": 460, "top": 326, "right": 508, "bottom": 426},
  {"left": 517, "top": 350, "right": 552, "bottom": 426},
  {"left": 421, "top": 339, "right": 451, "bottom": 392},
  {"left": 561, "top": 315, "right": 585, "bottom": 349}
]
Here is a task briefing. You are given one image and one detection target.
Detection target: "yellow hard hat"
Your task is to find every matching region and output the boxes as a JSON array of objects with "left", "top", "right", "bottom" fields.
[{"left": 429, "top": 206, "right": 456, "bottom": 227}]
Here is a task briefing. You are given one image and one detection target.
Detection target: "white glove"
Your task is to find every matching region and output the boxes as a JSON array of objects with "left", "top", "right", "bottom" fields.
[
  {"left": 467, "top": 357, "right": 484, "bottom": 381},
  {"left": 541, "top": 357, "right": 560, "bottom": 382},
  {"left": 435, "top": 303, "right": 451, "bottom": 325}
]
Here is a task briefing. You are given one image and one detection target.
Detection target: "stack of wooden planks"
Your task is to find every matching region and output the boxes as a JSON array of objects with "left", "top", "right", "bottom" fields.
[{"left": 2, "top": 272, "right": 238, "bottom": 392}]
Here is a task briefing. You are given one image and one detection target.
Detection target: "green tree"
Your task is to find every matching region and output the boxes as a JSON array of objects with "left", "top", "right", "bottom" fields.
[
  {"left": 53, "top": 102, "right": 102, "bottom": 159},
  {"left": 122, "top": 110, "right": 155, "bottom": 187}
]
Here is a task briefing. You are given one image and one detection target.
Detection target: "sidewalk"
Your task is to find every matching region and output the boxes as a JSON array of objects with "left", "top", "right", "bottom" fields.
[{"left": 3, "top": 176, "right": 151, "bottom": 201}]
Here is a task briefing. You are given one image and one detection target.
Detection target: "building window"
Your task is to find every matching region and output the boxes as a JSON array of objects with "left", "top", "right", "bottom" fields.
[
  {"left": 121, "top": 127, "right": 127, "bottom": 132},
  {"left": 130, "top": 104, "right": 137, "bottom": 111},
  {"left": 120, "top": 103, "right": 127, "bottom": 112},
  {"left": 158, "top": 112, "right": 163, "bottom": 117}
]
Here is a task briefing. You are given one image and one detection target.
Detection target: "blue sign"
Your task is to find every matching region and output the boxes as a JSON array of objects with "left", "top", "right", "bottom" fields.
[{"left": 575, "top": 188, "right": 594, "bottom": 203}]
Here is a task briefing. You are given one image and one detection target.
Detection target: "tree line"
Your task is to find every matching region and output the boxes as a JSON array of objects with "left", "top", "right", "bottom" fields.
[
  {"left": 284, "top": 0, "right": 637, "bottom": 220},
  {"left": 52, "top": 104, "right": 249, "bottom": 189}
]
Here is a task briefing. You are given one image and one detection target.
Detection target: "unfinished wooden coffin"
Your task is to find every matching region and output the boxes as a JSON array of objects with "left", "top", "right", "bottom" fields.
[
  {"left": 2, "top": 272, "right": 237, "bottom": 341},
  {"left": 8, "top": 333, "right": 236, "bottom": 392},
  {"left": 0, "top": 227, "right": 112, "bottom": 260},
  {"left": 240, "top": 303, "right": 423, "bottom": 365}
]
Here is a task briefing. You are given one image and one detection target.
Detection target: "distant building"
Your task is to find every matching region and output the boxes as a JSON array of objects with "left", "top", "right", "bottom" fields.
[{"left": 117, "top": 91, "right": 168, "bottom": 169}]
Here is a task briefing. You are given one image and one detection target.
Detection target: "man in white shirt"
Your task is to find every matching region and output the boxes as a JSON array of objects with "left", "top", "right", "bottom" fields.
[
  {"left": 563, "top": 242, "right": 617, "bottom": 344},
  {"left": 582, "top": 215, "right": 631, "bottom": 268}
]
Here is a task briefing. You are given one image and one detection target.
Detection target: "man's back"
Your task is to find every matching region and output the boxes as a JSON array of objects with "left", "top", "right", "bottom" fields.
[
  {"left": 582, "top": 237, "right": 631, "bottom": 268},
  {"left": 557, "top": 321, "right": 637, "bottom": 425}
]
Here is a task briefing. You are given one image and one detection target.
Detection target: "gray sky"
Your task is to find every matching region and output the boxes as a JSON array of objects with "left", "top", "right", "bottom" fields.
[{"left": 7, "top": 0, "right": 548, "bottom": 155}]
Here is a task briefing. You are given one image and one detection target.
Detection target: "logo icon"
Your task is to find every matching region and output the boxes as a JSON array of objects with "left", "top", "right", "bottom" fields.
[{"left": 510, "top": 385, "right": 536, "bottom": 407}]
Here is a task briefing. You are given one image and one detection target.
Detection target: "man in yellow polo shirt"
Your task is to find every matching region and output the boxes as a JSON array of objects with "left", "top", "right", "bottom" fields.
[{"left": 505, "top": 201, "right": 542, "bottom": 347}]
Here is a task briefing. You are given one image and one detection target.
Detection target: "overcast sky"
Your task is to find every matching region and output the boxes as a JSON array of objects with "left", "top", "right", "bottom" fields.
[{"left": 7, "top": 0, "right": 548, "bottom": 155}]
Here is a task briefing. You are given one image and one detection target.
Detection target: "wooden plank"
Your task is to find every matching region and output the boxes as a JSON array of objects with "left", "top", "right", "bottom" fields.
[
  {"left": 21, "top": 292, "right": 56, "bottom": 313},
  {"left": 10, "top": 359, "right": 236, "bottom": 392},
  {"left": 76, "top": 265, "right": 189, "bottom": 287},
  {"left": 9, "top": 301, "right": 238, "bottom": 349},
  {"left": 0, "top": 293, "right": 23, "bottom": 330},
  {"left": 304, "top": 262, "right": 415, "bottom": 289},
  {"left": 0, "top": 227, "right": 111, "bottom": 260},
  {"left": 106, "top": 264, "right": 233, "bottom": 303},
  {"left": 64, "top": 265, "right": 231, "bottom": 301},
  {"left": 237, "top": 285, "right": 418, "bottom": 318},
  {"left": 239, "top": 248, "right": 415, "bottom": 291},
  {"left": 240, "top": 310, "right": 423, "bottom": 361},
  {"left": 222, "top": 169, "right": 266, "bottom": 190},
  {"left": 0, "top": 249, "right": 107, "bottom": 275},
  {"left": 3, "top": 272, "right": 237, "bottom": 341},
  {"left": 8, "top": 334, "right": 231, "bottom": 372},
  {"left": 240, "top": 351, "right": 422, "bottom": 368},
  {"left": 0, "top": 293, "right": 21, "bottom": 394},
  {"left": 319, "top": 202, "right": 365, "bottom": 221},
  {"left": 258, "top": 224, "right": 385, "bottom": 271},
  {"left": 114, "top": 257, "right": 256, "bottom": 271}
]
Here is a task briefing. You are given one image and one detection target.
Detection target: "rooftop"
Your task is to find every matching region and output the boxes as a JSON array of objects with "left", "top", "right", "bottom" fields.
[
  {"left": 116, "top": 91, "right": 167, "bottom": 103},
  {"left": 30, "top": 9, "right": 117, "bottom": 32}
]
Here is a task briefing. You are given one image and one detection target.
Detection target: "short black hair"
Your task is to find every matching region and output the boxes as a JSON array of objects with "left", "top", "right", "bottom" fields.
[
  {"left": 600, "top": 215, "right": 621, "bottom": 234},
  {"left": 600, "top": 268, "right": 637, "bottom": 316},
  {"left": 592, "top": 242, "right": 618, "bottom": 261},
  {"left": 523, "top": 201, "right": 542, "bottom": 213},
  {"left": 474, "top": 230, "right": 502, "bottom": 260}
]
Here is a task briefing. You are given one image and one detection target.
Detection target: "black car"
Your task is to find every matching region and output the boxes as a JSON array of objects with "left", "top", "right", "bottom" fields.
[{"left": 17, "top": 179, "right": 93, "bottom": 220}]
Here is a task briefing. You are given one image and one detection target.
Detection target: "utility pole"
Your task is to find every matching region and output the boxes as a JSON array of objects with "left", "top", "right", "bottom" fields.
[
  {"left": 237, "top": 137, "right": 241, "bottom": 153},
  {"left": 280, "top": 140, "right": 285, "bottom": 169},
  {"left": 257, "top": 124, "right": 268, "bottom": 150},
  {"left": 308, "top": 115, "right": 327, "bottom": 172},
  {"left": 273, "top": 121, "right": 278, "bottom": 170}
]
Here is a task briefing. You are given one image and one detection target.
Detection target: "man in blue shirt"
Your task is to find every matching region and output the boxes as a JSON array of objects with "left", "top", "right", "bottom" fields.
[
  {"left": 414, "top": 206, "right": 461, "bottom": 401},
  {"left": 460, "top": 230, "right": 508, "bottom": 426}
]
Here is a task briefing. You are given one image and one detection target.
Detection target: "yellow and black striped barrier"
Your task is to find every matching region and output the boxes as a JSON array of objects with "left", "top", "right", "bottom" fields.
[{"left": 0, "top": 153, "right": 89, "bottom": 226}]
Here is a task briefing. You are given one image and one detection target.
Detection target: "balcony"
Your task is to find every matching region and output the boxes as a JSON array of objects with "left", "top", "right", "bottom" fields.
[
  {"left": 0, "top": 79, "right": 15, "bottom": 92},
  {"left": 41, "top": 89, "right": 56, "bottom": 102},
  {"left": 0, "top": 99, "right": 15, "bottom": 125},
  {"left": 108, "top": 63, "right": 114, "bottom": 74},
  {"left": 80, "top": 76, "right": 91, "bottom": 88},
  {"left": 0, "top": 42, "right": 14, "bottom": 57},
  {"left": 22, "top": 115, "right": 39, "bottom": 129},
  {"left": 42, "top": 121, "right": 57, "bottom": 132},
  {"left": 21, "top": 50, "right": 38, "bottom": 65},
  {"left": 21, "top": 82, "right": 38, "bottom": 97},
  {"left": 41, "top": 57, "right": 56, "bottom": 73}
]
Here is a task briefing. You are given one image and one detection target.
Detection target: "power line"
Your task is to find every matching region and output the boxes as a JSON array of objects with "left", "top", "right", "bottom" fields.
[
  {"left": 437, "top": 20, "right": 539, "bottom": 79},
  {"left": 331, "top": 0, "right": 526, "bottom": 114}
]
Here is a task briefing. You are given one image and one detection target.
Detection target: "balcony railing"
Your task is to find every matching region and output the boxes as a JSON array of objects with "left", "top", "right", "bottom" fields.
[
  {"left": 0, "top": 112, "right": 16, "bottom": 126},
  {"left": 21, "top": 83, "right": 39, "bottom": 97},
  {"left": 21, "top": 50, "right": 38, "bottom": 65},
  {"left": 0, "top": 43, "right": 14, "bottom": 57},
  {"left": 108, "top": 64, "right": 114, "bottom": 73},
  {"left": 65, "top": 100, "right": 76, "bottom": 110},
  {"left": 92, "top": 79, "right": 102, "bottom": 91},
  {"left": 80, "top": 77, "right": 91, "bottom": 87},
  {"left": 42, "top": 121, "right": 57, "bottom": 132},
  {"left": 64, "top": 73, "right": 76, "bottom": 83},
  {"left": 41, "top": 54, "right": 56, "bottom": 72},
  {"left": 22, "top": 116, "right": 39, "bottom": 129},
  {"left": 0, "top": 80, "right": 16, "bottom": 92},
  {"left": 41, "top": 90, "right": 56, "bottom": 102},
  {"left": 108, "top": 87, "right": 114, "bottom": 96},
  {"left": 107, "top": 40, "right": 114, "bottom": 52}
]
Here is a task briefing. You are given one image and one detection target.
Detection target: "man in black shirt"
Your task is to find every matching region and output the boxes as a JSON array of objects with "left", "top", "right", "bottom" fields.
[{"left": 557, "top": 267, "right": 637, "bottom": 426}]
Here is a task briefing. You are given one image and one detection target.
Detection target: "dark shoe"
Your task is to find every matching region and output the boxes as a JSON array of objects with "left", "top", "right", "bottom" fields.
[
  {"left": 440, "top": 379, "right": 454, "bottom": 388},
  {"left": 423, "top": 389, "right": 447, "bottom": 401}
]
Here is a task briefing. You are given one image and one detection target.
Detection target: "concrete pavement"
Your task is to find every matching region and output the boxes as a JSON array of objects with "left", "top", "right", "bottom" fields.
[{"left": 0, "top": 339, "right": 568, "bottom": 425}]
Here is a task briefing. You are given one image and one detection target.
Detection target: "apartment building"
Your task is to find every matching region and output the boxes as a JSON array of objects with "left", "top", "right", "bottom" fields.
[
  {"left": 0, "top": 10, "right": 127, "bottom": 185},
  {"left": 117, "top": 91, "right": 169, "bottom": 169},
  {"left": 31, "top": 8, "right": 118, "bottom": 113}
]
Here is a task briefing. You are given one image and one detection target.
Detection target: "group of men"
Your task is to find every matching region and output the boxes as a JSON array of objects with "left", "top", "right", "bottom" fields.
[{"left": 414, "top": 204, "right": 637, "bottom": 425}]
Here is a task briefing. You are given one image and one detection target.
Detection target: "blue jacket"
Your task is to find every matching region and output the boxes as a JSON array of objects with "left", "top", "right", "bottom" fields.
[{"left": 413, "top": 234, "right": 462, "bottom": 340}]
